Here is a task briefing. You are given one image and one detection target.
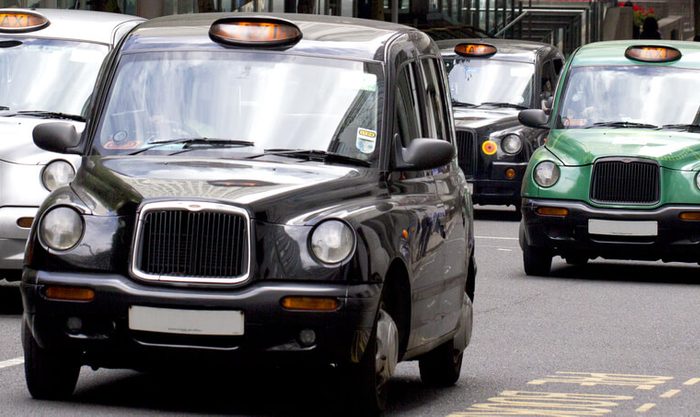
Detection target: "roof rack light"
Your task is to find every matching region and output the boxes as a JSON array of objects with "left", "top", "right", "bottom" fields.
[
  {"left": 625, "top": 46, "right": 681, "bottom": 63},
  {"left": 209, "top": 17, "right": 302, "bottom": 48}
]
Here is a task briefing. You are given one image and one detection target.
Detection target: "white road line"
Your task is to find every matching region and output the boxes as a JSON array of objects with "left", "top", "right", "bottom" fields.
[
  {"left": 475, "top": 235, "right": 518, "bottom": 240},
  {"left": 660, "top": 389, "right": 681, "bottom": 398},
  {"left": 636, "top": 403, "right": 656, "bottom": 413},
  {"left": 684, "top": 378, "right": 700, "bottom": 386},
  {"left": 0, "top": 357, "right": 23, "bottom": 370}
]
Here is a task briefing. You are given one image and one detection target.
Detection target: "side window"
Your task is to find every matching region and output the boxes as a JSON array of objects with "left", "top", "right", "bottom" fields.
[
  {"left": 553, "top": 58, "right": 564, "bottom": 77},
  {"left": 418, "top": 58, "right": 449, "bottom": 141},
  {"left": 541, "top": 60, "right": 556, "bottom": 99},
  {"left": 394, "top": 63, "right": 422, "bottom": 148}
]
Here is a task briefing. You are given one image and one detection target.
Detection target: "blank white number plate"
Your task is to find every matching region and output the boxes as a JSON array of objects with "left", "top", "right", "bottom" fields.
[
  {"left": 128, "top": 306, "right": 244, "bottom": 336},
  {"left": 588, "top": 219, "right": 658, "bottom": 237}
]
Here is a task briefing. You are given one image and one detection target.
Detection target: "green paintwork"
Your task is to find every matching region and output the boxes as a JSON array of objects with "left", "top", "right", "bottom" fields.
[{"left": 522, "top": 40, "right": 700, "bottom": 210}]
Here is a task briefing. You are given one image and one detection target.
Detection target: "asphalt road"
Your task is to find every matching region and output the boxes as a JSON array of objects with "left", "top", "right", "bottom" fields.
[{"left": 0, "top": 206, "right": 698, "bottom": 416}]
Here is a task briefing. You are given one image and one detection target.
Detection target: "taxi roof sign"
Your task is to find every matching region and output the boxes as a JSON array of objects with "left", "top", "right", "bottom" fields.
[
  {"left": 454, "top": 43, "right": 497, "bottom": 58},
  {"left": 625, "top": 45, "right": 681, "bottom": 63},
  {"left": 209, "top": 17, "right": 302, "bottom": 48},
  {"left": 0, "top": 10, "right": 49, "bottom": 33}
]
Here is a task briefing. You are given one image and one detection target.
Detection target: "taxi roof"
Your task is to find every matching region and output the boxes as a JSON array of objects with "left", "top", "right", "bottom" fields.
[
  {"left": 123, "top": 13, "right": 420, "bottom": 62},
  {"left": 0, "top": 8, "right": 144, "bottom": 46},
  {"left": 436, "top": 38, "right": 553, "bottom": 63},
  {"left": 571, "top": 40, "right": 700, "bottom": 68}
]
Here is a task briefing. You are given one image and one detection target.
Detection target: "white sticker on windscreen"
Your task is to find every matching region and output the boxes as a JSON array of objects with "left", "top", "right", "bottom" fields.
[{"left": 356, "top": 128, "right": 377, "bottom": 154}]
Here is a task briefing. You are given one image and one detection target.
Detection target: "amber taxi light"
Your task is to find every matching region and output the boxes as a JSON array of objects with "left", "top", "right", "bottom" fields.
[
  {"left": 209, "top": 17, "right": 302, "bottom": 48},
  {"left": 536, "top": 207, "right": 569, "bottom": 217},
  {"left": 454, "top": 43, "right": 497, "bottom": 58},
  {"left": 0, "top": 11, "right": 49, "bottom": 33},
  {"left": 45, "top": 286, "right": 95, "bottom": 302},
  {"left": 625, "top": 46, "right": 681, "bottom": 63},
  {"left": 482, "top": 140, "right": 497, "bottom": 155},
  {"left": 281, "top": 296, "right": 339, "bottom": 311},
  {"left": 679, "top": 212, "right": 700, "bottom": 221}
]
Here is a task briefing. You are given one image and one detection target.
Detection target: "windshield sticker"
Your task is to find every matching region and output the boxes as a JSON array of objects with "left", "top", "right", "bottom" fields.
[{"left": 356, "top": 128, "right": 377, "bottom": 154}]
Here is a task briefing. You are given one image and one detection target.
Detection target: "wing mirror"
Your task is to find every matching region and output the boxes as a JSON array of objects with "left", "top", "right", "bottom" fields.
[
  {"left": 394, "top": 136, "right": 455, "bottom": 171},
  {"left": 518, "top": 109, "right": 549, "bottom": 129},
  {"left": 33, "top": 122, "right": 83, "bottom": 154}
]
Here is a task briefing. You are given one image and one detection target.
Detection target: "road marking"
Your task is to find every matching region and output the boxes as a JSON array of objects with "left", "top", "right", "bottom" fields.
[
  {"left": 0, "top": 357, "right": 23, "bottom": 369},
  {"left": 528, "top": 372, "right": 673, "bottom": 390},
  {"left": 636, "top": 403, "right": 656, "bottom": 412},
  {"left": 497, "top": 248, "right": 513, "bottom": 252},
  {"left": 476, "top": 235, "right": 518, "bottom": 240},
  {"left": 684, "top": 378, "right": 700, "bottom": 386},
  {"left": 660, "top": 389, "right": 680, "bottom": 398},
  {"left": 447, "top": 391, "right": 634, "bottom": 417}
]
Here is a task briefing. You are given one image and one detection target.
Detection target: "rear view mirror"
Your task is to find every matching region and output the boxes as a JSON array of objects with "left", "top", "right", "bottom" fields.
[
  {"left": 518, "top": 109, "right": 549, "bottom": 129},
  {"left": 33, "top": 122, "right": 82, "bottom": 154},
  {"left": 394, "top": 137, "right": 455, "bottom": 171}
]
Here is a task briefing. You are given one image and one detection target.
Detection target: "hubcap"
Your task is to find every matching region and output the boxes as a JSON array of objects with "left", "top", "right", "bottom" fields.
[{"left": 375, "top": 309, "right": 399, "bottom": 387}]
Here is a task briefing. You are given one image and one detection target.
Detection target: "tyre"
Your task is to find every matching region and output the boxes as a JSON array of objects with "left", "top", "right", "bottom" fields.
[
  {"left": 565, "top": 255, "right": 588, "bottom": 266},
  {"left": 22, "top": 321, "right": 80, "bottom": 400},
  {"left": 520, "top": 223, "right": 552, "bottom": 276},
  {"left": 344, "top": 309, "right": 399, "bottom": 416}
]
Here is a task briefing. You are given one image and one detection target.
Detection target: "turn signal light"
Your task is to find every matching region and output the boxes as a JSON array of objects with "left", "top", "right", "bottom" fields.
[
  {"left": 679, "top": 212, "right": 700, "bottom": 221},
  {"left": 45, "top": 286, "right": 95, "bottom": 302},
  {"left": 281, "top": 296, "right": 339, "bottom": 311},
  {"left": 16, "top": 217, "right": 33, "bottom": 228},
  {"left": 505, "top": 168, "right": 516, "bottom": 180},
  {"left": 536, "top": 207, "right": 569, "bottom": 217}
]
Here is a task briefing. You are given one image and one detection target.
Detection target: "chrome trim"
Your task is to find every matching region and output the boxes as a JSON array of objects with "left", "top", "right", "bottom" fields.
[{"left": 129, "top": 200, "right": 252, "bottom": 285}]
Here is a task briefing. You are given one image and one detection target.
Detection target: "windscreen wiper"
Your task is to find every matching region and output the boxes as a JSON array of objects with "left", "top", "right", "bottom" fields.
[
  {"left": 127, "top": 138, "right": 255, "bottom": 155},
  {"left": 658, "top": 123, "right": 700, "bottom": 131},
  {"left": 14, "top": 110, "right": 85, "bottom": 122},
  {"left": 247, "top": 149, "right": 371, "bottom": 167},
  {"left": 452, "top": 100, "right": 479, "bottom": 108},
  {"left": 477, "top": 102, "right": 529, "bottom": 110},
  {"left": 586, "top": 121, "right": 659, "bottom": 129}
]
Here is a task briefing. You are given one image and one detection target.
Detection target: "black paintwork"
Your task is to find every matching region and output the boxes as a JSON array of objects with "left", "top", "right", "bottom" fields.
[
  {"left": 438, "top": 39, "right": 564, "bottom": 207},
  {"left": 22, "top": 13, "right": 474, "bottom": 371}
]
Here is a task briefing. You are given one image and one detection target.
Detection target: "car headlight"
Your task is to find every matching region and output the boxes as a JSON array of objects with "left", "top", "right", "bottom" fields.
[
  {"left": 310, "top": 220, "right": 355, "bottom": 264},
  {"left": 501, "top": 134, "right": 522, "bottom": 154},
  {"left": 696, "top": 172, "right": 700, "bottom": 190},
  {"left": 533, "top": 161, "right": 560, "bottom": 187},
  {"left": 42, "top": 160, "right": 76, "bottom": 192},
  {"left": 39, "top": 206, "right": 83, "bottom": 251}
]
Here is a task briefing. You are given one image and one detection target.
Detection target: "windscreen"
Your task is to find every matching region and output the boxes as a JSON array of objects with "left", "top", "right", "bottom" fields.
[
  {"left": 557, "top": 65, "right": 700, "bottom": 129},
  {"left": 444, "top": 57, "right": 534, "bottom": 107},
  {"left": 93, "top": 51, "right": 383, "bottom": 162},
  {"left": 0, "top": 38, "right": 107, "bottom": 115}
]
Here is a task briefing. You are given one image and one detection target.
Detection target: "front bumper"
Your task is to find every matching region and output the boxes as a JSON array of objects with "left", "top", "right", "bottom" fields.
[
  {"left": 522, "top": 198, "right": 700, "bottom": 262},
  {"left": 21, "top": 269, "right": 381, "bottom": 370},
  {"left": 470, "top": 162, "right": 526, "bottom": 206}
]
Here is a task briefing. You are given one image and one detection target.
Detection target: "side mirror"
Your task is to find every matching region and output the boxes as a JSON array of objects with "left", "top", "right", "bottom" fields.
[
  {"left": 33, "top": 122, "right": 82, "bottom": 154},
  {"left": 518, "top": 109, "right": 549, "bottom": 129},
  {"left": 394, "top": 137, "right": 455, "bottom": 171}
]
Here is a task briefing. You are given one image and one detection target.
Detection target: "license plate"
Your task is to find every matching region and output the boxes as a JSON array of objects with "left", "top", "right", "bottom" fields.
[
  {"left": 588, "top": 219, "right": 658, "bottom": 237},
  {"left": 128, "top": 306, "right": 244, "bottom": 336}
]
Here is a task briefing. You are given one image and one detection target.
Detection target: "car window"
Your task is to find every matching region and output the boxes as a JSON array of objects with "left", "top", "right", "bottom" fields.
[
  {"left": 394, "top": 62, "right": 422, "bottom": 148},
  {"left": 553, "top": 58, "right": 564, "bottom": 76},
  {"left": 445, "top": 57, "right": 534, "bottom": 107},
  {"left": 419, "top": 58, "right": 449, "bottom": 141},
  {"left": 541, "top": 60, "right": 556, "bottom": 99}
]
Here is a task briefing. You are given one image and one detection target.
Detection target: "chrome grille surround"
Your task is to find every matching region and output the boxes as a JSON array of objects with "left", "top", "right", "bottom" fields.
[
  {"left": 456, "top": 129, "right": 477, "bottom": 178},
  {"left": 130, "top": 201, "right": 252, "bottom": 285},
  {"left": 590, "top": 157, "right": 660, "bottom": 205}
]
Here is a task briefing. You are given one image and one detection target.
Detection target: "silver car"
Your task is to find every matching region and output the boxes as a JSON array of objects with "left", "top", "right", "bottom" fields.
[{"left": 0, "top": 9, "right": 143, "bottom": 280}]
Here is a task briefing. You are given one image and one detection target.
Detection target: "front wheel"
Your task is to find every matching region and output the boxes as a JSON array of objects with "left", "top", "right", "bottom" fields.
[
  {"left": 520, "top": 223, "right": 552, "bottom": 276},
  {"left": 22, "top": 321, "right": 80, "bottom": 400}
]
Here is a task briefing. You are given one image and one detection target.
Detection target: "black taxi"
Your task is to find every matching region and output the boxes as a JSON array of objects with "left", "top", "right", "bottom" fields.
[
  {"left": 438, "top": 39, "right": 563, "bottom": 212},
  {"left": 22, "top": 13, "right": 475, "bottom": 415}
]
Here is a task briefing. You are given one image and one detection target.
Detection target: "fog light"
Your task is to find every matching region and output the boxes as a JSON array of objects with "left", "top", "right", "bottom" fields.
[
  {"left": 16, "top": 217, "right": 33, "bottom": 228},
  {"left": 505, "top": 168, "right": 516, "bottom": 180},
  {"left": 66, "top": 317, "right": 83, "bottom": 332},
  {"left": 45, "top": 286, "right": 95, "bottom": 302},
  {"left": 536, "top": 207, "right": 569, "bottom": 217},
  {"left": 680, "top": 212, "right": 700, "bottom": 221},
  {"left": 281, "top": 296, "right": 339, "bottom": 311},
  {"left": 299, "top": 329, "right": 316, "bottom": 346}
]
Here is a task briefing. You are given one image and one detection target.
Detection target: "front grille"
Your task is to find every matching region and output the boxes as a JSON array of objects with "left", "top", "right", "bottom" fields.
[
  {"left": 456, "top": 129, "right": 477, "bottom": 177},
  {"left": 133, "top": 202, "right": 249, "bottom": 283},
  {"left": 590, "top": 159, "right": 660, "bottom": 204}
]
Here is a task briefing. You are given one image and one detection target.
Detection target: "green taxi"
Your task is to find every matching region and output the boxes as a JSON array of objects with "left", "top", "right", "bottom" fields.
[{"left": 518, "top": 41, "right": 700, "bottom": 275}]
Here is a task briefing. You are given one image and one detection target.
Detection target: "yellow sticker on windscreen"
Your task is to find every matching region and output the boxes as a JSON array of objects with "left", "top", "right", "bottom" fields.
[{"left": 356, "top": 128, "right": 377, "bottom": 154}]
